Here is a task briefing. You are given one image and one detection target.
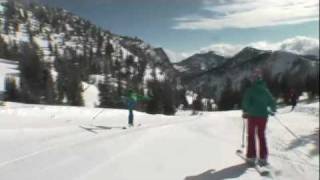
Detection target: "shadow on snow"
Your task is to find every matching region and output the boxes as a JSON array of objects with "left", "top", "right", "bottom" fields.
[
  {"left": 185, "top": 163, "right": 248, "bottom": 180},
  {"left": 286, "top": 128, "right": 319, "bottom": 156}
]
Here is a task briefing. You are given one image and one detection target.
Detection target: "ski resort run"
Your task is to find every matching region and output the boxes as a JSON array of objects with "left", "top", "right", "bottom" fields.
[
  {"left": 0, "top": 101, "right": 318, "bottom": 180},
  {"left": 0, "top": 1, "right": 319, "bottom": 180}
]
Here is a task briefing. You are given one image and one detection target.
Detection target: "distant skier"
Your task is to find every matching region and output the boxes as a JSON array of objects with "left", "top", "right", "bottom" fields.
[
  {"left": 288, "top": 88, "right": 298, "bottom": 111},
  {"left": 122, "top": 90, "right": 150, "bottom": 127},
  {"left": 192, "top": 94, "right": 203, "bottom": 115},
  {"left": 242, "top": 68, "right": 276, "bottom": 167}
]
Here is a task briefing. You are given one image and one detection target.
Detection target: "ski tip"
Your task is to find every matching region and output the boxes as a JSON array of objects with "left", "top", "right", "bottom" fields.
[{"left": 236, "top": 149, "right": 243, "bottom": 154}]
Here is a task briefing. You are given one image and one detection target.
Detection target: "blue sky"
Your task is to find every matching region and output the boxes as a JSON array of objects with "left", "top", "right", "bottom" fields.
[{"left": 38, "top": 0, "right": 319, "bottom": 60}]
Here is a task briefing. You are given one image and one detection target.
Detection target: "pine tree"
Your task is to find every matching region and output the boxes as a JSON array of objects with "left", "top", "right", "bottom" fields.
[
  {"left": 4, "top": 76, "right": 19, "bottom": 101},
  {"left": 78, "top": 54, "right": 90, "bottom": 81},
  {"left": 104, "top": 40, "right": 114, "bottom": 74},
  {"left": 0, "top": 36, "right": 10, "bottom": 59},
  {"left": 125, "top": 55, "right": 135, "bottom": 81},
  {"left": 146, "top": 80, "right": 162, "bottom": 114},
  {"left": 8, "top": 41, "right": 19, "bottom": 61},
  {"left": 218, "top": 78, "right": 236, "bottom": 110},
  {"left": 42, "top": 68, "right": 56, "bottom": 104},
  {"left": 115, "top": 50, "right": 123, "bottom": 97},
  {"left": 19, "top": 43, "right": 45, "bottom": 103},
  {"left": 18, "top": 43, "right": 56, "bottom": 105},
  {"left": 305, "top": 73, "right": 319, "bottom": 100},
  {"left": 3, "top": 1, "right": 16, "bottom": 34},
  {"left": 192, "top": 93, "right": 203, "bottom": 112},
  {"left": 98, "top": 75, "right": 119, "bottom": 108},
  {"left": 96, "top": 29, "right": 103, "bottom": 57},
  {"left": 159, "top": 79, "right": 176, "bottom": 115},
  {"left": 55, "top": 48, "right": 84, "bottom": 106},
  {"left": 176, "top": 89, "right": 189, "bottom": 109},
  {"left": 55, "top": 56, "right": 66, "bottom": 103},
  {"left": 26, "top": 23, "right": 33, "bottom": 43}
]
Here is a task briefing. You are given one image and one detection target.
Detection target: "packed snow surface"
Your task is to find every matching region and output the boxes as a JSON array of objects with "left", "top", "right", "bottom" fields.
[{"left": 0, "top": 101, "right": 318, "bottom": 180}]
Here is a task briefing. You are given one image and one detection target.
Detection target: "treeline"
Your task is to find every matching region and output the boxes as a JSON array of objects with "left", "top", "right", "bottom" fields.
[
  {"left": 4, "top": 43, "right": 83, "bottom": 106},
  {"left": 183, "top": 69, "right": 319, "bottom": 111}
]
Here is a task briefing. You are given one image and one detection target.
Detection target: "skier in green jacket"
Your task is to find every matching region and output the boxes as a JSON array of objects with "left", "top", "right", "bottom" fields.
[
  {"left": 242, "top": 68, "right": 276, "bottom": 167},
  {"left": 122, "top": 90, "right": 150, "bottom": 127}
]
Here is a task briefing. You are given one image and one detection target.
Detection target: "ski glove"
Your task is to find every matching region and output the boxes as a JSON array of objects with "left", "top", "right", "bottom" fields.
[
  {"left": 242, "top": 112, "right": 249, "bottom": 119},
  {"left": 267, "top": 107, "right": 276, "bottom": 116},
  {"left": 269, "top": 111, "right": 276, "bottom": 116}
]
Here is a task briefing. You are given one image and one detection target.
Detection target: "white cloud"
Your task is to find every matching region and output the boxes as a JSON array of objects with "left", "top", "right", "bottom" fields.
[
  {"left": 199, "top": 43, "right": 242, "bottom": 57},
  {"left": 164, "top": 48, "right": 191, "bottom": 63},
  {"left": 279, "top": 36, "right": 319, "bottom": 57},
  {"left": 173, "top": 0, "right": 319, "bottom": 30},
  {"left": 169, "top": 36, "right": 319, "bottom": 61}
]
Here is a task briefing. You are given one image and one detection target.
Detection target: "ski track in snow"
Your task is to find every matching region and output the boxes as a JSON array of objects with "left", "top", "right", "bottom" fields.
[{"left": 0, "top": 102, "right": 318, "bottom": 180}]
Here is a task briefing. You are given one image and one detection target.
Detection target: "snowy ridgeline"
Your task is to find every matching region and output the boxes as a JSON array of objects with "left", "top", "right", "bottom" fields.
[
  {"left": 181, "top": 47, "right": 319, "bottom": 102},
  {"left": 0, "top": 8, "right": 136, "bottom": 63},
  {"left": 0, "top": 101, "right": 318, "bottom": 180},
  {"left": 0, "top": 2, "right": 173, "bottom": 108},
  {"left": 0, "top": 2, "right": 170, "bottom": 75}
]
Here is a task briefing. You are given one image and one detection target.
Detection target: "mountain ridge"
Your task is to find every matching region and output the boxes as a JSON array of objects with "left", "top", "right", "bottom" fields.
[
  {"left": 176, "top": 46, "right": 319, "bottom": 110},
  {"left": 0, "top": 1, "right": 178, "bottom": 114}
]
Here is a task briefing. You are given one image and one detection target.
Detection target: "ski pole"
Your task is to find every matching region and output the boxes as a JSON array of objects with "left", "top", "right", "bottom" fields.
[
  {"left": 90, "top": 108, "right": 105, "bottom": 125},
  {"left": 237, "top": 118, "right": 246, "bottom": 154},
  {"left": 241, "top": 118, "right": 245, "bottom": 148},
  {"left": 272, "top": 115, "right": 300, "bottom": 139},
  {"left": 272, "top": 114, "right": 313, "bottom": 159}
]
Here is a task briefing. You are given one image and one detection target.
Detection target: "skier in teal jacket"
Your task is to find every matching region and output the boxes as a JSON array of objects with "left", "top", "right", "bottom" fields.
[
  {"left": 122, "top": 90, "right": 150, "bottom": 127},
  {"left": 242, "top": 68, "right": 276, "bottom": 166}
]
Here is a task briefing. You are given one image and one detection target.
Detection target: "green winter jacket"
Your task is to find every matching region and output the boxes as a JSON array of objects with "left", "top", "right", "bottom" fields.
[
  {"left": 242, "top": 79, "right": 276, "bottom": 118},
  {"left": 122, "top": 92, "right": 151, "bottom": 110}
]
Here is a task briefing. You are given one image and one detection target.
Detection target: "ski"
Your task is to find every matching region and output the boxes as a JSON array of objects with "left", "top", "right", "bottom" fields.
[
  {"left": 235, "top": 150, "right": 271, "bottom": 177},
  {"left": 79, "top": 125, "right": 127, "bottom": 132}
]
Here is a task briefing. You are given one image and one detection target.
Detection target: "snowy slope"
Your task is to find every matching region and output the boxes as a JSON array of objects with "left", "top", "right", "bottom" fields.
[
  {"left": 0, "top": 101, "right": 318, "bottom": 180},
  {"left": 82, "top": 82, "right": 99, "bottom": 107}
]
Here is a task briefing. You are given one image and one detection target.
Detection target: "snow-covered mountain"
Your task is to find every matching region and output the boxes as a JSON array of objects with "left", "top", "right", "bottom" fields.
[
  {"left": 1, "top": 1, "right": 318, "bottom": 112},
  {"left": 177, "top": 47, "right": 319, "bottom": 110},
  {"left": 0, "top": 1, "right": 177, "bottom": 112},
  {"left": 174, "top": 51, "right": 226, "bottom": 77},
  {"left": 0, "top": 1, "right": 176, "bottom": 78}
]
